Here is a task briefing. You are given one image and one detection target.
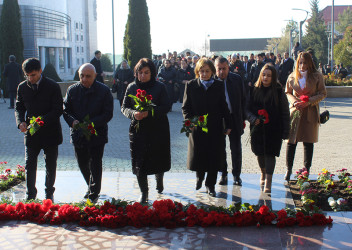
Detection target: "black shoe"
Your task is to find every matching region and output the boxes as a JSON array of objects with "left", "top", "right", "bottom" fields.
[
  {"left": 156, "top": 174, "right": 164, "bottom": 194},
  {"left": 139, "top": 192, "right": 148, "bottom": 203},
  {"left": 233, "top": 176, "right": 242, "bottom": 186},
  {"left": 219, "top": 176, "right": 228, "bottom": 185},
  {"left": 206, "top": 186, "right": 216, "bottom": 197},
  {"left": 88, "top": 195, "right": 99, "bottom": 204},
  {"left": 83, "top": 191, "right": 89, "bottom": 199},
  {"left": 196, "top": 178, "right": 203, "bottom": 190},
  {"left": 284, "top": 170, "right": 292, "bottom": 181},
  {"left": 156, "top": 184, "right": 164, "bottom": 194},
  {"left": 45, "top": 194, "right": 54, "bottom": 202}
]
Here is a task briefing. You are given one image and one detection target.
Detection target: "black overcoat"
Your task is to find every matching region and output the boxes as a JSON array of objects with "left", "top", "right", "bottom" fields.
[
  {"left": 121, "top": 80, "right": 171, "bottom": 176},
  {"left": 3, "top": 62, "right": 22, "bottom": 92},
  {"left": 245, "top": 85, "right": 290, "bottom": 157},
  {"left": 114, "top": 68, "right": 134, "bottom": 101},
  {"left": 15, "top": 76, "right": 63, "bottom": 148},
  {"left": 182, "top": 78, "right": 232, "bottom": 172}
]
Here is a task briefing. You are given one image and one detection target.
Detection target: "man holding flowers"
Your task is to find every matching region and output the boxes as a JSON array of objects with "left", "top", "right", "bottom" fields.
[
  {"left": 63, "top": 63, "right": 113, "bottom": 203},
  {"left": 15, "top": 58, "right": 63, "bottom": 201}
]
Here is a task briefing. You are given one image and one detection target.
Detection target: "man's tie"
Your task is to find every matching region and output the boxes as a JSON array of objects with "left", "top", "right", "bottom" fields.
[{"left": 32, "top": 83, "right": 37, "bottom": 92}]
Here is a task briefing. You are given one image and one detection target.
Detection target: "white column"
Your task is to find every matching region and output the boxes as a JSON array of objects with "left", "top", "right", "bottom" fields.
[
  {"left": 40, "top": 47, "right": 46, "bottom": 68},
  {"left": 55, "top": 47, "right": 60, "bottom": 74},
  {"left": 64, "top": 48, "right": 68, "bottom": 73}
]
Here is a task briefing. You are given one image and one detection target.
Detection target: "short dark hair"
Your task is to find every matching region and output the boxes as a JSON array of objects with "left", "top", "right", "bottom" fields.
[
  {"left": 94, "top": 50, "right": 101, "bottom": 55},
  {"left": 22, "top": 58, "right": 41, "bottom": 73},
  {"left": 9, "top": 55, "right": 16, "bottom": 62},
  {"left": 134, "top": 58, "right": 157, "bottom": 79},
  {"left": 215, "top": 56, "right": 228, "bottom": 65}
]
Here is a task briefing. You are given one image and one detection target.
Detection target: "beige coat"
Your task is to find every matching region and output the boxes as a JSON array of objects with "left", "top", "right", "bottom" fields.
[{"left": 285, "top": 71, "right": 327, "bottom": 144}]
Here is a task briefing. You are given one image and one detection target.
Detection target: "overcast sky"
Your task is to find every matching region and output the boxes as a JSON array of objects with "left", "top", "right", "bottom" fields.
[{"left": 96, "top": 0, "right": 351, "bottom": 57}]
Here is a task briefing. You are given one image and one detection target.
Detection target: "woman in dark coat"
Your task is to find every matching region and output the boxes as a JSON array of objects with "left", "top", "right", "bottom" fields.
[
  {"left": 157, "top": 59, "right": 177, "bottom": 109},
  {"left": 182, "top": 58, "right": 232, "bottom": 197},
  {"left": 177, "top": 59, "right": 195, "bottom": 103},
  {"left": 114, "top": 60, "right": 134, "bottom": 106},
  {"left": 246, "top": 63, "right": 290, "bottom": 193},
  {"left": 121, "top": 58, "right": 171, "bottom": 203}
]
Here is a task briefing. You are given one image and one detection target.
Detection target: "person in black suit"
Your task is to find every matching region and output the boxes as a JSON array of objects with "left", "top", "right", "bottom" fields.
[
  {"left": 215, "top": 57, "right": 246, "bottom": 186},
  {"left": 63, "top": 63, "right": 113, "bottom": 203},
  {"left": 15, "top": 58, "right": 63, "bottom": 201},
  {"left": 3, "top": 55, "right": 22, "bottom": 109},
  {"left": 90, "top": 50, "right": 104, "bottom": 83},
  {"left": 278, "top": 52, "right": 294, "bottom": 85}
]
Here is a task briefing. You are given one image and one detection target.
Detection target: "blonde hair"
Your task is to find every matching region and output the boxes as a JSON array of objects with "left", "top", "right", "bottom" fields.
[{"left": 194, "top": 58, "right": 216, "bottom": 78}]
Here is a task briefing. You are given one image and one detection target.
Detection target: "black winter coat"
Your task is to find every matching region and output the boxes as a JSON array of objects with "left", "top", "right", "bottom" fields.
[
  {"left": 246, "top": 85, "right": 290, "bottom": 157},
  {"left": 121, "top": 80, "right": 171, "bottom": 176},
  {"left": 114, "top": 68, "right": 134, "bottom": 101},
  {"left": 3, "top": 62, "right": 22, "bottom": 92},
  {"left": 279, "top": 58, "right": 294, "bottom": 85},
  {"left": 182, "top": 78, "right": 232, "bottom": 172},
  {"left": 15, "top": 76, "right": 63, "bottom": 148},
  {"left": 157, "top": 66, "right": 177, "bottom": 83},
  {"left": 63, "top": 81, "right": 114, "bottom": 147},
  {"left": 90, "top": 57, "right": 104, "bottom": 83},
  {"left": 249, "top": 61, "right": 266, "bottom": 84}
]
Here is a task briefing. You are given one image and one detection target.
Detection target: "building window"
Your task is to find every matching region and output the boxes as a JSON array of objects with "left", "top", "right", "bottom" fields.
[
  {"left": 81, "top": 58, "right": 84, "bottom": 64},
  {"left": 77, "top": 58, "right": 80, "bottom": 65},
  {"left": 81, "top": 35, "right": 84, "bottom": 41},
  {"left": 81, "top": 23, "right": 83, "bottom": 30},
  {"left": 76, "top": 35, "right": 79, "bottom": 42},
  {"left": 81, "top": 47, "right": 84, "bottom": 53},
  {"left": 75, "top": 22, "right": 79, "bottom": 29},
  {"left": 76, "top": 47, "right": 79, "bottom": 53}
]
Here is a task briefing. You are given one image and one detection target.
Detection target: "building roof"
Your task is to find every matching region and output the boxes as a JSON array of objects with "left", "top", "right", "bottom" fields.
[
  {"left": 210, "top": 38, "right": 276, "bottom": 52},
  {"left": 321, "top": 5, "right": 352, "bottom": 24}
]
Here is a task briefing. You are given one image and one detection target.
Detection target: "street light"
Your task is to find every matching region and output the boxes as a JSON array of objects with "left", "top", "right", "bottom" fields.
[
  {"left": 284, "top": 20, "right": 297, "bottom": 55},
  {"left": 112, "top": 0, "right": 116, "bottom": 74},
  {"left": 292, "top": 8, "right": 310, "bottom": 45}
]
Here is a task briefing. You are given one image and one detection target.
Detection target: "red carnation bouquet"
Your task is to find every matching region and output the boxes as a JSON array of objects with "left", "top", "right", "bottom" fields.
[
  {"left": 128, "top": 89, "right": 156, "bottom": 131},
  {"left": 181, "top": 114, "right": 208, "bottom": 137},
  {"left": 73, "top": 115, "right": 97, "bottom": 141},
  {"left": 291, "top": 95, "right": 309, "bottom": 130},
  {"left": 246, "top": 109, "right": 269, "bottom": 145},
  {"left": 28, "top": 116, "right": 44, "bottom": 136}
]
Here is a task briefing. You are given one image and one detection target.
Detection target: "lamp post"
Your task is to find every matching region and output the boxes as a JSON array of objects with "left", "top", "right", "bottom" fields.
[
  {"left": 284, "top": 20, "right": 297, "bottom": 55},
  {"left": 292, "top": 8, "right": 309, "bottom": 45},
  {"left": 331, "top": 0, "right": 334, "bottom": 69},
  {"left": 112, "top": 0, "right": 116, "bottom": 74}
]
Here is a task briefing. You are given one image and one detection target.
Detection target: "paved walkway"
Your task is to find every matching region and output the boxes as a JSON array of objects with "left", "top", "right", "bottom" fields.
[{"left": 1, "top": 98, "right": 351, "bottom": 175}]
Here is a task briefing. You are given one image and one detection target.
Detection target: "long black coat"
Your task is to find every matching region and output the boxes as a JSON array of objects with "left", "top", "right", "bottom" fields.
[
  {"left": 63, "top": 81, "right": 114, "bottom": 147},
  {"left": 182, "top": 78, "right": 232, "bottom": 172},
  {"left": 15, "top": 76, "right": 63, "bottom": 148},
  {"left": 246, "top": 85, "right": 290, "bottom": 157},
  {"left": 114, "top": 68, "right": 134, "bottom": 101},
  {"left": 90, "top": 57, "right": 104, "bottom": 83},
  {"left": 122, "top": 80, "right": 171, "bottom": 176},
  {"left": 3, "top": 62, "right": 22, "bottom": 92},
  {"left": 279, "top": 58, "right": 294, "bottom": 85}
]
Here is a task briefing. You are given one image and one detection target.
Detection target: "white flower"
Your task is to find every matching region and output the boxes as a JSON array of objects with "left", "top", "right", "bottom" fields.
[
  {"left": 301, "top": 182, "right": 310, "bottom": 190},
  {"left": 329, "top": 200, "right": 337, "bottom": 207},
  {"left": 337, "top": 198, "right": 346, "bottom": 205},
  {"left": 328, "top": 197, "right": 335, "bottom": 203}
]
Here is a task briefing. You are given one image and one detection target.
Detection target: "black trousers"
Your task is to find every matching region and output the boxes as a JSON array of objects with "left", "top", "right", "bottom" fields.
[
  {"left": 25, "top": 145, "right": 58, "bottom": 198},
  {"left": 197, "top": 170, "right": 218, "bottom": 188},
  {"left": 286, "top": 142, "right": 314, "bottom": 170},
  {"left": 136, "top": 173, "right": 164, "bottom": 193},
  {"left": 74, "top": 144, "right": 105, "bottom": 200},
  {"left": 8, "top": 91, "right": 16, "bottom": 108},
  {"left": 221, "top": 132, "right": 242, "bottom": 177},
  {"left": 257, "top": 154, "right": 276, "bottom": 175}
]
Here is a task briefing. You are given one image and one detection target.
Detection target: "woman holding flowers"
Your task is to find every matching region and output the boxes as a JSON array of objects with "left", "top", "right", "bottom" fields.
[
  {"left": 182, "top": 58, "right": 232, "bottom": 197},
  {"left": 122, "top": 58, "right": 171, "bottom": 203},
  {"left": 246, "top": 64, "right": 290, "bottom": 193},
  {"left": 284, "top": 52, "right": 327, "bottom": 181}
]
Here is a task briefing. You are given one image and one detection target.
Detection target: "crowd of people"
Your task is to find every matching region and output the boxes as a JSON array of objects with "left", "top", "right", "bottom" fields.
[{"left": 7, "top": 45, "right": 330, "bottom": 204}]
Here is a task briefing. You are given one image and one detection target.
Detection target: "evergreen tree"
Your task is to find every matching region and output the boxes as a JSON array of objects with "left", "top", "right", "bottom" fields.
[
  {"left": 267, "top": 21, "right": 299, "bottom": 55},
  {"left": 42, "top": 63, "right": 62, "bottom": 82},
  {"left": 336, "top": 7, "right": 352, "bottom": 35},
  {"left": 334, "top": 25, "right": 352, "bottom": 69},
  {"left": 101, "top": 54, "right": 113, "bottom": 72},
  {"left": 123, "top": 0, "right": 152, "bottom": 69},
  {"left": 0, "top": 0, "right": 24, "bottom": 94},
  {"left": 302, "top": 0, "right": 328, "bottom": 65}
]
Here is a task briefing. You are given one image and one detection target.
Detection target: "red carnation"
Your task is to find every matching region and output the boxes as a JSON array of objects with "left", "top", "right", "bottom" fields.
[
  {"left": 185, "top": 120, "right": 191, "bottom": 127},
  {"left": 136, "top": 93, "right": 142, "bottom": 99},
  {"left": 258, "top": 109, "right": 269, "bottom": 124},
  {"left": 35, "top": 117, "right": 41, "bottom": 122},
  {"left": 137, "top": 89, "right": 142, "bottom": 94},
  {"left": 38, "top": 121, "right": 44, "bottom": 126},
  {"left": 146, "top": 95, "right": 152, "bottom": 101},
  {"left": 90, "top": 129, "right": 96, "bottom": 134},
  {"left": 198, "top": 116, "right": 204, "bottom": 122},
  {"left": 187, "top": 72, "right": 190, "bottom": 75},
  {"left": 87, "top": 124, "right": 93, "bottom": 130},
  {"left": 141, "top": 90, "right": 147, "bottom": 97},
  {"left": 300, "top": 95, "right": 309, "bottom": 103}
]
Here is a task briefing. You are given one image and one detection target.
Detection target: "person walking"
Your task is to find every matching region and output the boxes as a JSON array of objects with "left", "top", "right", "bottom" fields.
[
  {"left": 182, "top": 58, "right": 232, "bottom": 197},
  {"left": 246, "top": 64, "right": 290, "bottom": 193},
  {"left": 3, "top": 55, "right": 22, "bottom": 109},
  {"left": 90, "top": 50, "right": 104, "bottom": 83},
  {"left": 122, "top": 58, "right": 171, "bottom": 203},
  {"left": 113, "top": 60, "right": 134, "bottom": 107},
  {"left": 15, "top": 58, "right": 63, "bottom": 201},
  {"left": 284, "top": 52, "right": 327, "bottom": 181}
]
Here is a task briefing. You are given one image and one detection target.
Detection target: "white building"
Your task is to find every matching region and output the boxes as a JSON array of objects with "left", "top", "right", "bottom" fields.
[{"left": 0, "top": 0, "right": 98, "bottom": 80}]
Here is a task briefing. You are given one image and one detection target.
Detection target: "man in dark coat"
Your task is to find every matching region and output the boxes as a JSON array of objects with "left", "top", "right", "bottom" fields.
[
  {"left": 90, "top": 50, "right": 104, "bottom": 83},
  {"left": 278, "top": 52, "right": 294, "bottom": 85},
  {"left": 215, "top": 57, "right": 246, "bottom": 186},
  {"left": 229, "top": 53, "right": 246, "bottom": 80},
  {"left": 63, "top": 63, "right": 113, "bottom": 203},
  {"left": 3, "top": 55, "right": 22, "bottom": 109},
  {"left": 249, "top": 53, "right": 266, "bottom": 87},
  {"left": 15, "top": 58, "right": 63, "bottom": 201}
]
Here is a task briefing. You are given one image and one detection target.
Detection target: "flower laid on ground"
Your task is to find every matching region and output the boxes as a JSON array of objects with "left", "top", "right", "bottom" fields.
[
  {"left": 180, "top": 114, "right": 208, "bottom": 137},
  {"left": 337, "top": 168, "right": 351, "bottom": 185},
  {"left": 0, "top": 164, "right": 26, "bottom": 191},
  {"left": 295, "top": 167, "right": 310, "bottom": 188},
  {"left": 0, "top": 199, "right": 332, "bottom": 229},
  {"left": 28, "top": 116, "right": 44, "bottom": 136},
  {"left": 328, "top": 197, "right": 349, "bottom": 211},
  {"left": 73, "top": 115, "right": 97, "bottom": 141}
]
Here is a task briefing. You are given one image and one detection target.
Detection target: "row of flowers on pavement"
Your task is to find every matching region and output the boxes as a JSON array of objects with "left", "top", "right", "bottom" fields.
[
  {"left": 296, "top": 167, "right": 351, "bottom": 211},
  {"left": 0, "top": 162, "right": 25, "bottom": 191},
  {"left": 0, "top": 198, "right": 332, "bottom": 229}
]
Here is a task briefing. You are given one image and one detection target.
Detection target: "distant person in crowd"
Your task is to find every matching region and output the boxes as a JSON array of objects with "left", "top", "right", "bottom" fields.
[
  {"left": 246, "top": 63, "right": 290, "bottom": 193},
  {"left": 249, "top": 53, "right": 256, "bottom": 65},
  {"left": 334, "top": 64, "right": 340, "bottom": 75},
  {"left": 291, "top": 42, "right": 304, "bottom": 61},
  {"left": 325, "top": 64, "right": 331, "bottom": 75},
  {"left": 243, "top": 55, "right": 251, "bottom": 86},
  {"left": 278, "top": 52, "right": 294, "bottom": 85},
  {"left": 3, "top": 55, "right": 22, "bottom": 109},
  {"left": 90, "top": 50, "right": 104, "bottom": 83},
  {"left": 122, "top": 58, "right": 171, "bottom": 203},
  {"left": 249, "top": 53, "right": 266, "bottom": 87},
  {"left": 338, "top": 63, "right": 348, "bottom": 79},
  {"left": 215, "top": 57, "right": 246, "bottom": 186},
  {"left": 63, "top": 63, "right": 114, "bottom": 203},
  {"left": 284, "top": 52, "right": 327, "bottom": 181},
  {"left": 229, "top": 53, "right": 246, "bottom": 80},
  {"left": 157, "top": 59, "right": 177, "bottom": 109},
  {"left": 186, "top": 51, "right": 191, "bottom": 57},
  {"left": 113, "top": 60, "right": 134, "bottom": 107},
  {"left": 177, "top": 58, "right": 195, "bottom": 102},
  {"left": 270, "top": 53, "right": 276, "bottom": 64},
  {"left": 173, "top": 51, "right": 178, "bottom": 59},
  {"left": 318, "top": 63, "right": 325, "bottom": 75},
  {"left": 186, "top": 56, "right": 192, "bottom": 66},
  {"left": 162, "top": 53, "right": 167, "bottom": 59},
  {"left": 265, "top": 53, "right": 274, "bottom": 64},
  {"left": 182, "top": 58, "right": 232, "bottom": 197},
  {"left": 191, "top": 56, "right": 199, "bottom": 68},
  {"left": 274, "top": 54, "right": 282, "bottom": 73},
  {"left": 15, "top": 58, "right": 63, "bottom": 201}
]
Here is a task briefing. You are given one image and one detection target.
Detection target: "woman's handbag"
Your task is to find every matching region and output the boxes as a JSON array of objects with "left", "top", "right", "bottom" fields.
[{"left": 320, "top": 110, "right": 330, "bottom": 124}]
